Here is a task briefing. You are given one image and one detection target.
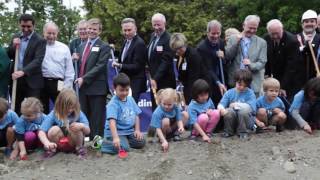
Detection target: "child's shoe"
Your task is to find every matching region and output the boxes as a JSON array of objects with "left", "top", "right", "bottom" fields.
[
  {"left": 42, "top": 150, "right": 56, "bottom": 159},
  {"left": 276, "top": 125, "right": 283, "bottom": 132},
  {"left": 239, "top": 133, "right": 248, "bottom": 140},
  {"left": 4, "top": 147, "right": 12, "bottom": 157},
  {"left": 222, "top": 132, "right": 233, "bottom": 138},
  {"left": 76, "top": 146, "right": 87, "bottom": 159}
]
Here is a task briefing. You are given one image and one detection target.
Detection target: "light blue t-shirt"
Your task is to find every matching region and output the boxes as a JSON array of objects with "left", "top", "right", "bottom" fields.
[
  {"left": 40, "top": 110, "right": 89, "bottom": 133},
  {"left": 256, "top": 96, "right": 285, "bottom": 111},
  {"left": 150, "top": 104, "right": 182, "bottom": 129},
  {"left": 289, "top": 90, "right": 304, "bottom": 113},
  {"left": 219, "top": 87, "right": 256, "bottom": 113},
  {"left": 0, "top": 110, "right": 19, "bottom": 130},
  {"left": 104, "top": 96, "right": 142, "bottom": 137},
  {"left": 15, "top": 113, "right": 46, "bottom": 135},
  {"left": 188, "top": 98, "right": 215, "bottom": 125}
]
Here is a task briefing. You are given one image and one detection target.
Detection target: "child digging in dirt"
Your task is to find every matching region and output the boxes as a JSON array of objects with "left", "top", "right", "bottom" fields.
[
  {"left": 150, "top": 88, "right": 188, "bottom": 152},
  {"left": 218, "top": 69, "right": 256, "bottom": 139},
  {"left": 0, "top": 98, "right": 19, "bottom": 157},
  {"left": 101, "top": 73, "right": 145, "bottom": 154},
  {"left": 38, "top": 89, "right": 90, "bottom": 159},
  {"left": 255, "top": 78, "right": 287, "bottom": 133},
  {"left": 10, "top": 97, "right": 46, "bottom": 160},
  {"left": 290, "top": 77, "right": 320, "bottom": 134},
  {"left": 187, "top": 79, "right": 220, "bottom": 142}
]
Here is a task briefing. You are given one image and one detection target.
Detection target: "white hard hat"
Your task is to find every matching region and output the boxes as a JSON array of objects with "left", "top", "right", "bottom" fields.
[{"left": 301, "top": 10, "right": 317, "bottom": 22}]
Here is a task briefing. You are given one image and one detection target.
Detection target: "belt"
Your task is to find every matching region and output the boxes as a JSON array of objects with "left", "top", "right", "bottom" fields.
[{"left": 44, "top": 77, "right": 63, "bottom": 81}]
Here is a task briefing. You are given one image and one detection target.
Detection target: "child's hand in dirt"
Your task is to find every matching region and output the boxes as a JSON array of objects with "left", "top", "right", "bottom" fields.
[
  {"left": 303, "top": 124, "right": 312, "bottom": 134},
  {"left": 44, "top": 142, "right": 57, "bottom": 151},
  {"left": 134, "top": 130, "right": 144, "bottom": 140},
  {"left": 161, "top": 141, "right": 169, "bottom": 152},
  {"left": 256, "top": 119, "right": 265, "bottom": 128},
  {"left": 202, "top": 134, "right": 211, "bottom": 143},
  {"left": 178, "top": 126, "right": 185, "bottom": 133}
]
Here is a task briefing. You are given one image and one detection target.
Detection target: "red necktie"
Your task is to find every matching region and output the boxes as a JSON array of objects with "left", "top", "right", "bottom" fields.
[{"left": 79, "top": 42, "right": 91, "bottom": 77}]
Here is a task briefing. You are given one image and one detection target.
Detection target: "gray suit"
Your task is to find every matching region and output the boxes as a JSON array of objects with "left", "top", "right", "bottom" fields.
[{"left": 225, "top": 35, "right": 267, "bottom": 96}]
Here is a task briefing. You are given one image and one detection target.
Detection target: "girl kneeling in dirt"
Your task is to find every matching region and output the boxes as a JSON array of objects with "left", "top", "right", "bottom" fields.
[
  {"left": 10, "top": 97, "right": 46, "bottom": 160},
  {"left": 187, "top": 79, "right": 220, "bottom": 142},
  {"left": 290, "top": 77, "right": 320, "bottom": 134},
  {"left": 38, "top": 89, "right": 90, "bottom": 159},
  {"left": 217, "top": 69, "right": 256, "bottom": 140},
  {"left": 150, "top": 88, "right": 188, "bottom": 152}
]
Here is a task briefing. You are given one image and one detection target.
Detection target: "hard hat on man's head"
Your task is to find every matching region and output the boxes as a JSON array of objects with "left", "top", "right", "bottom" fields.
[{"left": 301, "top": 10, "right": 317, "bottom": 22}]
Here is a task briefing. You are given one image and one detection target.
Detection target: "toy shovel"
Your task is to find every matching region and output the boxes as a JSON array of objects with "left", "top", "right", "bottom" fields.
[{"left": 118, "top": 148, "right": 128, "bottom": 159}]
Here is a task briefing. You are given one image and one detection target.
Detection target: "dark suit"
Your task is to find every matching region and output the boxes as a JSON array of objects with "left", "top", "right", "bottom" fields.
[
  {"left": 177, "top": 47, "right": 202, "bottom": 103},
  {"left": 119, "top": 35, "right": 147, "bottom": 102},
  {"left": 294, "top": 33, "right": 320, "bottom": 91},
  {"left": 197, "top": 38, "right": 226, "bottom": 105},
  {"left": 78, "top": 38, "right": 110, "bottom": 139},
  {"left": 147, "top": 31, "right": 176, "bottom": 90},
  {"left": 69, "top": 38, "right": 86, "bottom": 55},
  {"left": 8, "top": 32, "right": 46, "bottom": 115},
  {"left": 264, "top": 31, "right": 300, "bottom": 99}
]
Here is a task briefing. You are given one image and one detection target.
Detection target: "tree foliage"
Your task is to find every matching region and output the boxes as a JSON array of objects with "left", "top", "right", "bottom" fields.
[
  {"left": 0, "top": 0, "right": 81, "bottom": 46},
  {"left": 84, "top": 0, "right": 320, "bottom": 48}
]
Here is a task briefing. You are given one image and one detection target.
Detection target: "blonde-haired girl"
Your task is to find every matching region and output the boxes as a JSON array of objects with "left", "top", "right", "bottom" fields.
[
  {"left": 10, "top": 97, "right": 46, "bottom": 160},
  {"left": 38, "top": 89, "right": 90, "bottom": 158},
  {"left": 150, "top": 88, "right": 188, "bottom": 152}
]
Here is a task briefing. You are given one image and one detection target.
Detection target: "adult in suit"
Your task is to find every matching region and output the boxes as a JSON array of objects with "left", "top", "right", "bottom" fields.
[
  {"left": 296, "top": 10, "right": 320, "bottom": 90},
  {"left": 0, "top": 45, "right": 10, "bottom": 98},
  {"left": 147, "top": 13, "right": 175, "bottom": 91},
  {"left": 197, "top": 20, "right": 227, "bottom": 106},
  {"left": 7, "top": 14, "right": 46, "bottom": 115},
  {"left": 263, "top": 19, "right": 300, "bottom": 100},
  {"left": 74, "top": 18, "right": 111, "bottom": 140},
  {"left": 169, "top": 33, "right": 201, "bottom": 104},
  {"left": 112, "top": 18, "right": 147, "bottom": 102},
  {"left": 69, "top": 20, "right": 88, "bottom": 56},
  {"left": 225, "top": 15, "right": 267, "bottom": 97}
]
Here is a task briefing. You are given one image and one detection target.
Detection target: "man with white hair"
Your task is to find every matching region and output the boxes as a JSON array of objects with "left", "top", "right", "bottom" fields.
[
  {"left": 41, "top": 22, "right": 75, "bottom": 113},
  {"left": 69, "top": 20, "right": 88, "bottom": 55},
  {"left": 263, "top": 19, "right": 300, "bottom": 100},
  {"left": 197, "top": 20, "right": 227, "bottom": 105},
  {"left": 225, "top": 15, "right": 267, "bottom": 97},
  {"left": 147, "top": 13, "right": 175, "bottom": 92},
  {"left": 296, "top": 9, "right": 320, "bottom": 88}
]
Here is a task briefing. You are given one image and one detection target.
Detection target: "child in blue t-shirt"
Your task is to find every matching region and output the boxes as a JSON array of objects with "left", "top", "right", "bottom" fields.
[
  {"left": 0, "top": 98, "right": 18, "bottom": 157},
  {"left": 38, "top": 89, "right": 90, "bottom": 158},
  {"left": 150, "top": 88, "right": 187, "bottom": 152},
  {"left": 256, "top": 78, "right": 287, "bottom": 132},
  {"left": 188, "top": 79, "right": 220, "bottom": 142},
  {"left": 101, "top": 73, "right": 145, "bottom": 154},
  {"left": 218, "top": 69, "right": 256, "bottom": 139},
  {"left": 10, "top": 97, "right": 46, "bottom": 160},
  {"left": 290, "top": 77, "right": 320, "bottom": 134}
]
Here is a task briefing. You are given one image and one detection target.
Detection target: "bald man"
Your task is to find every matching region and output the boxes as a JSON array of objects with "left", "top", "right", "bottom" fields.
[
  {"left": 41, "top": 22, "right": 75, "bottom": 113},
  {"left": 263, "top": 19, "right": 300, "bottom": 100}
]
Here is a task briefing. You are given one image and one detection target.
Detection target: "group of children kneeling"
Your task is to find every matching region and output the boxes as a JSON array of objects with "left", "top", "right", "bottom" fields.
[{"left": 1, "top": 69, "right": 319, "bottom": 159}]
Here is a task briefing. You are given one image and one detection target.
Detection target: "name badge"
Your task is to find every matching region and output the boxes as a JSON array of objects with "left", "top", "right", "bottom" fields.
[
  {"left": 57, "top": 80, "right": 64, "bottom": 91},
  {"left": 182, "top": 62, "right": 187, "bottom": 70},
  {"left": 156, "top": 46, "right": 163, "bottom": 52},
  {"left": 92, "top": 47, "right": 100, "bottom": 52}
]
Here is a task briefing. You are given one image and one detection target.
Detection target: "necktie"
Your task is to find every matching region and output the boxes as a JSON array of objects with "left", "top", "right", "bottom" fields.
[
  {"left": 148, "top": 36, "right": 157, "bottom": 59},
  {"left": 79, "top": 41, "right": 91, "bottom": 77},
  {"left": 240, "top": 38, "right": 250, "bottom": 69},
  {"left": 121, "top": 40, "right": 130, "bottom": 62}
]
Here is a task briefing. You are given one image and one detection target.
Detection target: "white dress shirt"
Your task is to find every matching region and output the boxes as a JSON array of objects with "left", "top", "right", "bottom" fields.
[{"left": 42, "top": 41, "right": 75, "bottom": 88}]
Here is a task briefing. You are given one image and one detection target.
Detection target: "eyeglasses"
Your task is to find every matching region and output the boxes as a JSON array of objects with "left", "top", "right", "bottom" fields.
[{"left": 21, "top": 25, "right": 32, "bottom": 28}]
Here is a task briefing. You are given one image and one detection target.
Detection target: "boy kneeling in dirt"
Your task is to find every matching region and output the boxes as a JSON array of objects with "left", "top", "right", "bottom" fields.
[
  {"left": 101, "top": 73, "right": 145, "bottom": 154},
  {"left": 255, "top": 78, "right": 287, "bottom": 132}
]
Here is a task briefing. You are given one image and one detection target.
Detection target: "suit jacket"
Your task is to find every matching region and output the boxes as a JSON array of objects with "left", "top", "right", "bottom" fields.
[
  {"left": 8, "top": 32, "right": 46, "bottom": 89},
  {"left": 119, "top": 35, "right": 147, "bottom": 80},
  {"left": 0, "top": 46, "right": 10, "bottom": 97},
  {"left": 295, "top": 32, "right": 320, "bottom": 87},
  {"left": 264, "top": 31, "right": 300, "bottom": 97},
  {"left": 197, "top": 37, "right": 226, "bottom": 84},
  {"left": 147, "top": 31, "right": 176, "bottom": 90},
  {"left": 79, "top": 38, "right": 111, "bottom": 95},
  {"left": 177, "top": 47, "right": 202, "bottom": 103},
  {"left": 225, "top": 35, "right": 267, "bottom": 94},
  {"left": 69, "top": 38, "right": 85, "bottom": 55}
]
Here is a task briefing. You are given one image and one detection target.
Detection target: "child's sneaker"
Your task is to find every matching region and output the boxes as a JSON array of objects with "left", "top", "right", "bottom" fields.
[
  {"left": 239, "top": 133, "right": 248, "bottom": 140},
  {"left": 4, "top": 147, "right": 12, "bottom": 157},
  {"left": 76, "top": 146, "right": 87, "bottom": 159},
  {"left": 276, "top": 125, "right": 283, "bottom": 132},
  {"left": 42, "top": 150, "right": 56, "bottom": 159},
  {"left": 222, "top": 132, "right": 232, "bottom": 138}
]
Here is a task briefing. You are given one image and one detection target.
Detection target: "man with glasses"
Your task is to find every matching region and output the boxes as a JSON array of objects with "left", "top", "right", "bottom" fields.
[
  {"left": 69, "top": 20, "right": 88, "bottom": 56},
  {"left": 7, "top": 14, "right": 46, "bottom": 115}
]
